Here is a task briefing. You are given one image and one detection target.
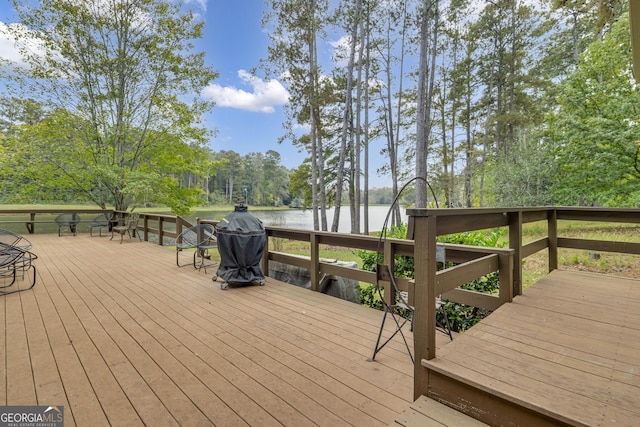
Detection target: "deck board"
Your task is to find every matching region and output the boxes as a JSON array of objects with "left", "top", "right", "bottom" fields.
[
  {"left": 1, "top": 233, "right": 436, "bottom": 426},
  {"left": 391, "top": 395, "right": 489, "bottom": 426},
  {"left": 424, "top": 269, "right": 640, "bottom": 426}
]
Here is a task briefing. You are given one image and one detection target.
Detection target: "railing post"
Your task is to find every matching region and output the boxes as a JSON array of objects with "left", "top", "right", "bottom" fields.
[
  {"left": 499, "top": 250, "right": 514, "bottom": 304},
  {"left": 508, "top": 210, "right": 523, "bottom": 297},
  {"left": 176, "top": 216, "right": 184, "bottom": 240},
  {"left": 27, "top": 213, "right": 36, "bottom": 234},
  {"left": 152, "top": 214, "right": 158, "bottom": 246},
  {"left": 383, "top": 239, "right": 395, "bottom": 306},
  {"left": 548, "top": 209, "right": 558, "bottom": 271},
  {"left": 310, "top": 232, "right": 320, "bottom": 292},
  {"left": 262, "top": 231, "right": 270, "bottom": 278},
  {"left": 411, "top": 210, "right": 437, "bottom": 400}
]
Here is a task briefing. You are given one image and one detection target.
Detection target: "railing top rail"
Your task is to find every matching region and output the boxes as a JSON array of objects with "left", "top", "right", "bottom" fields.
[
  {"left": 555, "top": 206, "right": 640, "bottom": 213},
  {"left": 0, "top": 208, "right": 112, "bottom": 214},
  {"left": 407, "top": 206, "right": 640, "bottom": 217},
  {"left": 407, "top": 207, "right": 554, "bottom": 217},
  {"left": 114, "top": 211, "right": 178, "bottom": 221},
  {"left": 439, "top": 242, "right": 514, "bottom": 256}
]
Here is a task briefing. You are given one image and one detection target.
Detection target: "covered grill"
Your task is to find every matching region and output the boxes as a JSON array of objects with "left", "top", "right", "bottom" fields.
[{"left": 213, "top": 205, "right": 266, "bottom": 290}]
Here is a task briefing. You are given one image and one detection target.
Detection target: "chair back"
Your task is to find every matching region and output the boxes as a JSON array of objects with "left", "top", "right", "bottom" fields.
[
  {"left": 177, "top": 224, "right": 214, "bottom": 248},
  {"left": 127, "top": 213, "right": 140, "bottom": 230},
  {"left": 0, "top": 229, "right": 32, "bottom": 268},
  {"left": 92, "top": 212, "right": 113, "bottom": 226}
]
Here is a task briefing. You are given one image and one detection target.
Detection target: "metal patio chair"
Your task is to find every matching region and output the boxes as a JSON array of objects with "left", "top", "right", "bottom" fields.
[
  {"left": 55, "top": 212, "right": 81, "bottom": 236},
  {"left": 0, "top": 229, "right": 37, "bottom": 295},
  {"left": 89, "top": 212, "right": 114, "bottom": 237},
  {"left": 110, "top": 213, "right": 142, "bottom": 243},
  {"left": 175, "top": 224, "right": 217, "bottom": 273}
]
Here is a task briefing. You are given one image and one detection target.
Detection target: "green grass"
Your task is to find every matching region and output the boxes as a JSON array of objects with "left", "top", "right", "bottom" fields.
[{"left": 519, "top": 220, "right": 640, "bottom": 288}]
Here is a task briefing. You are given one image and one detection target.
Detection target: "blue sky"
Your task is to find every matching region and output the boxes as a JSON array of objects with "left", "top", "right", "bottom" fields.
[
  {"left": 200, "top": 1, "right": 301, "bottom": 165},
  {"left": 0, "top": 0, "right": 391, "bottom": 187}
]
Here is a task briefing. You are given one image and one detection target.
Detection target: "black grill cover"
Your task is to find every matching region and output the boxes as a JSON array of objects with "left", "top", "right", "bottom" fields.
[{"left": 215, "top": 205, "right": 266, "bottom": 284}]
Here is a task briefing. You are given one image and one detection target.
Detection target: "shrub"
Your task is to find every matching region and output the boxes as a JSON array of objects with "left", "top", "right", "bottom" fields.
[
  {"left": 356, "top": 225, "right": 506, "bottom": 332},
  {"left": 356, "top": 222, "right": 414, "bottom": 278}
]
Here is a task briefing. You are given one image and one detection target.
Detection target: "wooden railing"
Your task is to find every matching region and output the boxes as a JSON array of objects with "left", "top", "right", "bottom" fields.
[
  {"left": 0, "top": 208, "right": 112, "bottom": 234},
  {"left": 3, "top": 206, "right": 639, "bottom": 400},
  {"left": 408, "top": 207, "right": 640, "bottom": 399},
  {"left": 0, "top": 209, "right": 191, "bottom": 242}
]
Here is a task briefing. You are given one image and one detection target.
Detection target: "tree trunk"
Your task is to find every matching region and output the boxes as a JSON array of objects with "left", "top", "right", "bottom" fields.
[
  {"left": 416, "top": 0, "right": 439, "bottom": 208},
  {"left": 332, "top": 0, "right": 361, "bottom": 232},
  {"left": 415, "top": 0, "right": 430, "bottom": 209},
  {"left": 363, "top": 7, "right": 371, "bottom": 235}
]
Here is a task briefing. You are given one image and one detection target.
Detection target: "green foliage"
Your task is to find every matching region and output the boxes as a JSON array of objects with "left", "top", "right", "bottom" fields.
[
  {"left": 491, "top": 141, "right": 558, "bottom": 207},
  {"left": 437, "top": 229, "right": 506, "bottom": 248},
  {"left": 437, "top": 230, "right": 504, "bottom": 331},
  {"left": 356, "top": 225, "right": 505, "bottom": 332},
  {"left": 357, "top": 281, "right": 384, "bottom": 311},
  {"left": 208, "top": 150, "right": 291, "bottom": 207},
  {"left": 289, "top": 164, "right": 313, "bottom": 209},
  {"left": 356, "top": 223, "right": 415, "bottom": 321},
  {"left": 545, "top": 14, "right": 640, "bottom": 206},
  {"left": 357, "top": 223, "right": 414, "bottom": 278},
  {"left": 5, "top": 0, "right": 218, "bottom": 214}
]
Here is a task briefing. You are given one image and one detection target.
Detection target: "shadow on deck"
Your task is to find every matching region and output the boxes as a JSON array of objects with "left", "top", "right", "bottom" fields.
[
  {"left": 396, "top": 269, "right": 640, "bottom": 427},
  {"left": 0, "top": 233, "right": 454, "bottom": 427}
]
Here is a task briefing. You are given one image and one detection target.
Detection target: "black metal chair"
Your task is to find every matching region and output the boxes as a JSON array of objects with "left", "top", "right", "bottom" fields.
[
  {"left": 175, "top": 224, "right": 217, "bottom": 272},
  {"left": 0, "top": 229, "right": 37, "bottom": 295},
  {"left": 55, "top": 213, "right": 81, "bottom": 236},
  {"left": 89, "top": 212, "right": 114, "bottom": 237}
]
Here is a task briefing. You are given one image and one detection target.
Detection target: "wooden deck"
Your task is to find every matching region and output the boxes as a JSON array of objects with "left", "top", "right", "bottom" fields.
[
  {"left": 0, "top": 233, "right": 451, "bottom": 426},
  {"left": 391, "top": 395, "right": 489, "bottom": 426},
  {"left": 423, "top": 269, "right": 640, "bottom": 426}
]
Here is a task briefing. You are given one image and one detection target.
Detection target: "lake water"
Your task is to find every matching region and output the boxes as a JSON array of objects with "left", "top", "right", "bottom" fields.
[{"left": 191, "top": 205, "right": 407, "bottom": 233}]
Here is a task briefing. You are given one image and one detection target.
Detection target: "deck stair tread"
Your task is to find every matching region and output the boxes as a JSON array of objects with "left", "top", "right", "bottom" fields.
[{"left": 390, "top": 395, "right": 489, "bottom": 426}]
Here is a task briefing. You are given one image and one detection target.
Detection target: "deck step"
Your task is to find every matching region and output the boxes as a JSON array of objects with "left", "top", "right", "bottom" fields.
[
  {"left": 390, "top": 395, "right": 489, "bottom": 427},
  {"left": 422, "top": 358, "right": 584, "bottom": 427}
]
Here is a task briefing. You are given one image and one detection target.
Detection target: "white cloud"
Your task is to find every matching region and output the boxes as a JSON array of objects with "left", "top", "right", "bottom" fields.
[
  {"left": 202, "top": 70, "right": 289, "bottom": 113},
  {"left": 0, "top": 23, "right": 30, "bottom": 66},
  {"left": 185, "top": 0, "right": 207, "bottom": 11},
  {"left": 330, "top": 35, "right": 355, "bottom": 67}
]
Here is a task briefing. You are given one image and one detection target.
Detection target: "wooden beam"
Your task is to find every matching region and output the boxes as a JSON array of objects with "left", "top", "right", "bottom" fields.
[
  {"left": 441, "top": 288, "right": 503, "bottom": 312},
  {"left": 318, "top": 261, "right": 375, "bottom": 284},
  {"left": 435, "top": 254, "right": 499, "bottom": 295},
  {"left": 556, "top": 207, "right": 640, "bottom": 223},
  {"left": 268, "top": 252, "right": 312, "bottom": 269},
  {"left": 548, "top": 209, "right": 558, "bottom": 271},
  {"left": 412, "top": 214, "right": 437, "bottom": 400},
  {"left": 310, "top": 233, "right": 320, "bottom": 292},
  {"left": 508, "top": 211, "right": 523, "bottom": 297},
  {"left": 558, "top": 238, "right": 640, "bottom": 255},
  {"left": 522, "top": 237, "right": 549, "bottom": 259}
]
